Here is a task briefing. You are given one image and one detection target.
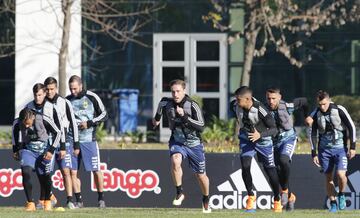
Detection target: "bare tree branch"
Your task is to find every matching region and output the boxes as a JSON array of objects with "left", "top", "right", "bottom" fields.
[{"left": 205, "top": 0, "right": 360, "bottom": 86}]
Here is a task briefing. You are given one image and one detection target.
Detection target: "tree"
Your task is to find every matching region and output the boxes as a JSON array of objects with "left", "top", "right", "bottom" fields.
[
  {"left": 204, "top": 0, "right": 360, "bottom": 86},
  {"left": 0, "top": 0, "right": 165, "bottom": 96},
  {"left": 0, "top": 0, "right": 14, "bottom": 58}
]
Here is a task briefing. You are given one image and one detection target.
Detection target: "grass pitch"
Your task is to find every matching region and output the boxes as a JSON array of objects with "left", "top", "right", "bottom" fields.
[{"left": 0, "top": 207, "right": 359, "bottom": 218}]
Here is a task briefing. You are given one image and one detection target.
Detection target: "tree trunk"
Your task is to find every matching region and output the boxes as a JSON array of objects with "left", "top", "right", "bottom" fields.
[
  {"left": 58, "top": 0, "right": 73, "bottom": 96},
  {"left": 241, "top": 11, "right": 260, "bottom": 87}
]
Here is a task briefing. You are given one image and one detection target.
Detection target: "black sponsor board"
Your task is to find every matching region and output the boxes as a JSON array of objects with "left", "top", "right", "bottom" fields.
[{"left": 0, "top": 150, "right": 359, "bottom": 209}]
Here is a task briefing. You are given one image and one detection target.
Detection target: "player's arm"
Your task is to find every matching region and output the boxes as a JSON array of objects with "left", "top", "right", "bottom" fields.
[
  {"left": 43, "top": 116, "right": 61, "bottom": 154},
  {"left": 304, "top": 108, "right": 317, "bottom": 145},
  {"left": 229, "top": 99, "right": 238, "bottom": 120},
  {"left": 338, "top": 105, "right": 357, "bottom": 157},
  {"left": 86, "top": 91, "right": 108, "bottom": 127},
  {"left": 310, "top": 114, "right": 319, "bottom": 158},
  {"left": 180, "top": 101, "right": 205, "bottom": 132},
  {"left": 153, "top": 97, "right": 168, "bottom": 126},
  {"left": 65, "top": 99, "right": 80, "bottom": 150},
  {"left": 258, "top": 105, "right": 278, "bottom": 138},
  {"left": 305, "top": 108, "right": 317, "bottom": 127},
  {"left": 310, "top": 118, "right": 321, "bottom": 167},
  {"left": 11, "top": 119, "right": 23, "bottom": 160}
]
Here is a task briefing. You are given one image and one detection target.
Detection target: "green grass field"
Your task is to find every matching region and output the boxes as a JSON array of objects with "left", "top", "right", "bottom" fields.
[{"left": 1, "top": 208, "right": 360, "bottom": 218}]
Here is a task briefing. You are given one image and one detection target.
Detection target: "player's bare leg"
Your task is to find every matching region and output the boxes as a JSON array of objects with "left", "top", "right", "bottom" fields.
[
  {"left": 60, "top": 168, "right": 76, "bottom": 208},
  {"left": 71, "top": 170, "right": 83, "bottom": 208},
  {"left": 337, "top": 170, "right": 347, "bottom": 210},
  {"left": 326, "top": 173, "right": 337, "bottom": 212},
  {"left": 171, "top": 153, "right": 184, "bottom": 206},
  {"left": 195, "top": 173, "right": 211, "bottom": 213},
  {"left": 93, "top": 170, "right": 105, "bottom": 208}
]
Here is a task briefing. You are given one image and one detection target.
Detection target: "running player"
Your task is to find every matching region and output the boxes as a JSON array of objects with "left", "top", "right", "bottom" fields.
[
  {"left": 153, "top": 79, "right": 211, "bottom": 213},
  {"left": 231, "top": 86, "right": 282, "bottom": 212},
  {"left": 265, "top": 87, "right": 309, "bottom": 210}
]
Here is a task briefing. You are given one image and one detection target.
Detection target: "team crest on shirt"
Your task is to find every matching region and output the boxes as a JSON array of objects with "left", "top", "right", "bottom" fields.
[{"left": 83, "top": 100, "right": 88, "bottom": 109}]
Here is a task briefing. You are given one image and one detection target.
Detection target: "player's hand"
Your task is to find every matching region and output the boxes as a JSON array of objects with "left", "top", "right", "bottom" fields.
[
  {"left": 44, "top": 151, "right": 53, "bottom": 160},
  {"left": 348, "top": 149, "right": 356, "bottom": 160},
  {"left": 13, "top": 152, "right": 20, "bottom": 161},
  {"left": 152, "top": 118, "right": 160, "bottom": 129},
  {"left": 248, "top": 129, "right": 260, "bottom": 142},
  {"left": 59, "top": 150, "right": 66, "bottom": 160},
  {"left": 176, "top": 106, "right": 184, "bottom": 117},
  {"left": 312, "top": 156, "right": 320, "bottom": 167},
  {"left": 79, "top": 121, "right": 88, "bottom": 130},
  {"left": 73, "top": 149, "right": 80, "bottom": 157},
  {"left": 304, "top": 116, "right": 314, "bottom": 127}
]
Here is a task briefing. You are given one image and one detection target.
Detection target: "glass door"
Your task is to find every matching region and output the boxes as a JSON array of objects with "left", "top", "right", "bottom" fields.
[
  {"left": 190, "top": 34, "right": 227, "bottom": 123},
  {"left": 153, "top": 34, "right": 190, "bottom": 141},
  {"left": 153, "top": 33, "right": 227, "bottom": 142}
]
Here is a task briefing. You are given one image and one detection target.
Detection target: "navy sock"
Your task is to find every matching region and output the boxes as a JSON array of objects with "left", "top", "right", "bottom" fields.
[
  {"left": 176, "top": 185, "right": 183, "bottom": 195},
  {"left": 67, "top": 196, "right": 73, "bottom": 203},
  {"left": 74, "top": 192, "right": 82, "bottom": 202},
  {"left": 98, "top": 192, "right": 104, "bottom": 201},
  {"left": 202, "top": 195, "right": 209, "bottom": 204}
]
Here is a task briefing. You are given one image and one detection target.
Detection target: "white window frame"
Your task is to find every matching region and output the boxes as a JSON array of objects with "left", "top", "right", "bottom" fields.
[{"left": 153, "top": 33, "right": 228, "bottom": 142}]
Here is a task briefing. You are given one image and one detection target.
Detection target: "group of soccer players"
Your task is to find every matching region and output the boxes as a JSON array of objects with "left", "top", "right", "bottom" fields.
[
  {"left": 12, "top": 75, "right": 107, "bottom": 211},
  {"left": 154, "top": 80, "right": 356, "bottom": 213},
  {"left": 12, "top": 77, "right": 356, "bottom": 213}
]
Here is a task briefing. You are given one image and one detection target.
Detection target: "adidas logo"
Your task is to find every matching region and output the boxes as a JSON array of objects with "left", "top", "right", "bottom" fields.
[
  {"left": 210, "top": 158, "right": 274, "bottom": 209},
  {"left": 326, "top": 170, "right": 360, "bottom": 210}
]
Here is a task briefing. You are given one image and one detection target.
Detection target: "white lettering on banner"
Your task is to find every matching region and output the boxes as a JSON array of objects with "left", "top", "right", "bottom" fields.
[
  {"left": 51, "top": 162, "right": 162, "bottom": 199},
  {"left": 90, "top": 163, "right": 161, "bottom": 199},
  {"left": 210, "top": 158, "right": 273, "bottom": 209},
  {"left": 0, "top": 168, "right": 23, "bottom": 197},
  {"left": 0, "top": 163, "right": 161, "bottom": 199},
  {"left": 210, "top": 191, "right": 273, "bottom": 209}
]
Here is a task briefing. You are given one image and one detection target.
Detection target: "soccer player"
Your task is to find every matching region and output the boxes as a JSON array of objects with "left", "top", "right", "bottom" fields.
[
  {"left": 44, "top": 77, "right": 80, "bottom": 209},
  {"left": 230, "top": 86, "right": 282, "bottom": 212},
  {"left": 25, "top": 83, "right": 61, "bottom": 208},
  {"left": 265, "top": 87, "right": 309, "bottom": 210},
  {"left": 66, "top": 75, "right": 108, "bottom": 208},
  {"left": 152, "top": 79, "right": 211, "bottom": 213},
  {"left": 309, "top": 90, "right": 356, "bottom": 212},
  {"left": 12, "top": 108, "right": 61, "bottom": 211}
]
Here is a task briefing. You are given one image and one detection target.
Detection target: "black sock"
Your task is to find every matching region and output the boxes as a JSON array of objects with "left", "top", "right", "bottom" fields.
[
  {"left": 67, "top": 196, "right": 73, "bottom": 203},
  {"left": 338, "top": 192, "right": 344, "bottom": 196},
  {"left": 74, "top": 192, "right": 82, "bottom": 202},
  {"left": 98, "top": 192, "right": 104, "bottom": 201},
  {"left": 176, "top": 185, "right": 183, "bottom": 196},
  {"left": 330, "top": 200, "right": 337, "bottom": 205},
  {"left": 202, "top": 195, "right": 209, "bottom": 204}
]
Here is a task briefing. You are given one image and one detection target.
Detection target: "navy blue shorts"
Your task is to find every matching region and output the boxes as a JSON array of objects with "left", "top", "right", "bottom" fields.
[
  {"left": 76, "top": 141, "right": 100, "bottom": 172},
  {"left": 318, "top": 147, "right": 348, "bottom": 173},
  {"left": 274, "top": 135, "right": 297, "bottom": 160},
  {"left": 239, "top": 132, "right": 275, "bottom": 168},
  {"left": 56, "top": 142, "right": 78, "bottom": 171},
  {"left": 169, "top": 141, "right": 206, "bottom": 174},
  {"left": 20, "top": 149, "right": 55, "bottom": 175}
]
